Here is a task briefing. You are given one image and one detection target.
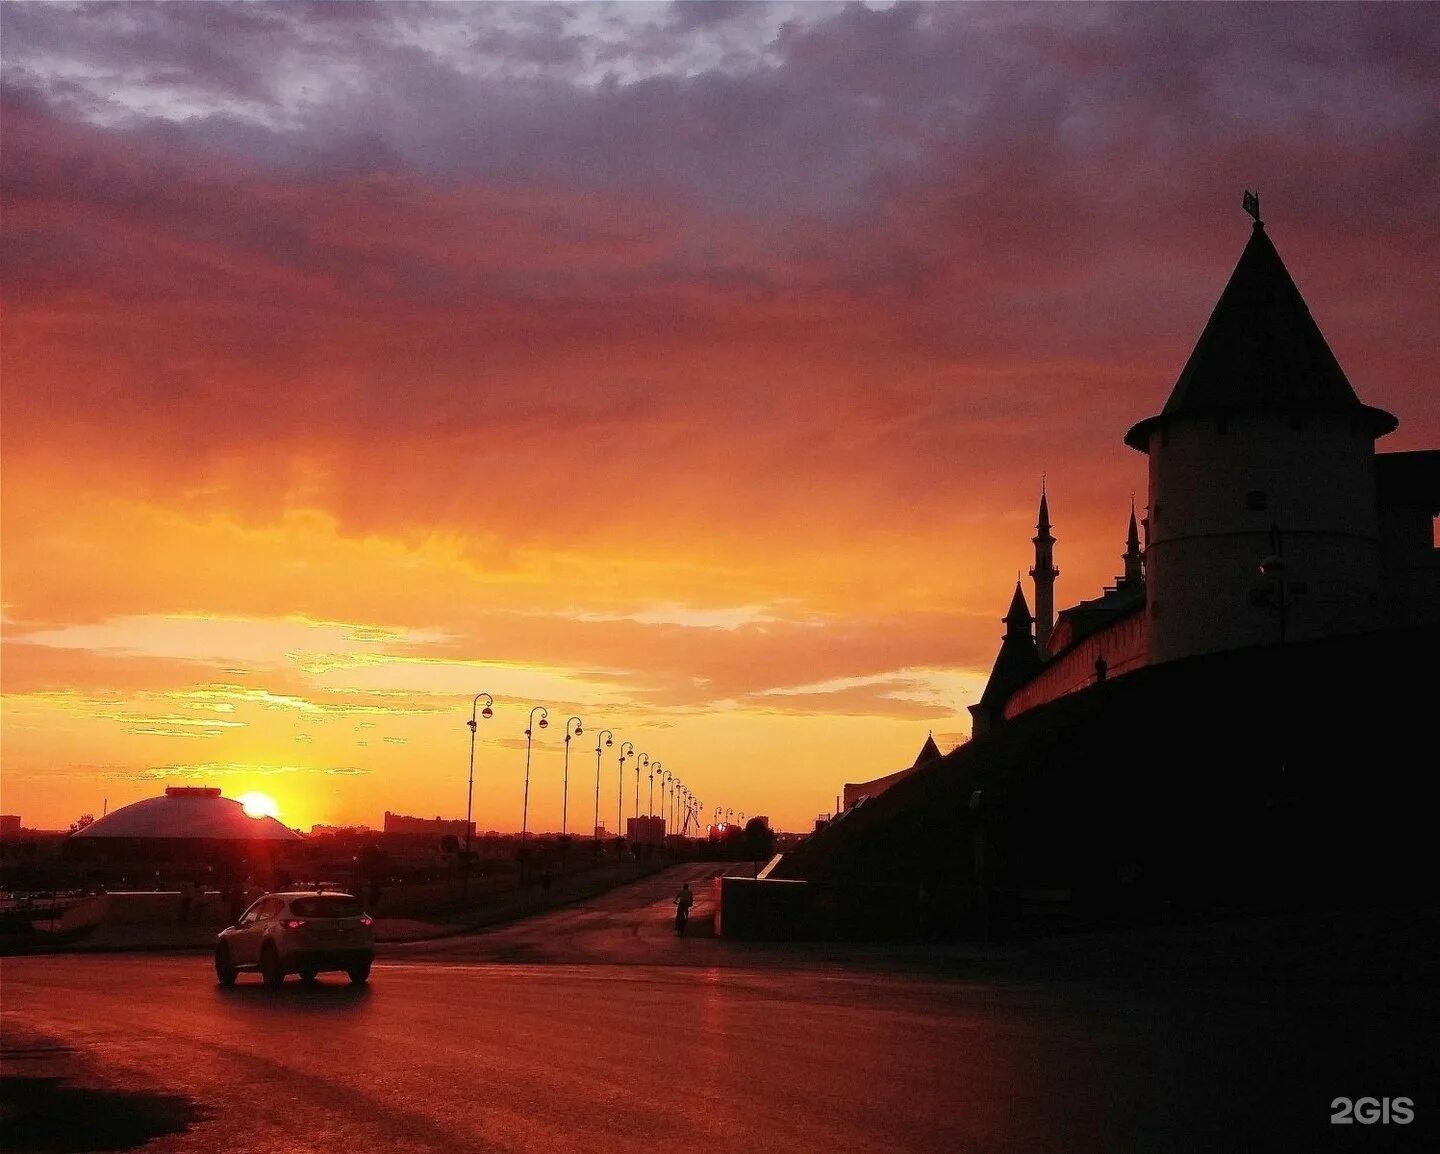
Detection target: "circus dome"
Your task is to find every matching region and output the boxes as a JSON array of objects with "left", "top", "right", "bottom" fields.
[{"left": 71, "top": 787, "right": 303, "bottom": 842}]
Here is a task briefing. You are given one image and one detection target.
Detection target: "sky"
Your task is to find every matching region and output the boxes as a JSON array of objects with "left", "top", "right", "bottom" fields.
[{"left": 3, "top": 1, "right": 1438, "bottom": 834}]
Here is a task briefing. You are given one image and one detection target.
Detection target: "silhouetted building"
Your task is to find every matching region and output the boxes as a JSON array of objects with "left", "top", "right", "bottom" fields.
[
  {"left": 382, "top": 812, "right": 474, "bottom": 839},
  {"left": 969, "top": 582, "right": 1044, "bottom": 737},
  {"left": 976, "top": 214, "right": 1439, "bottom": 726},
  {"left": 627, "top": 816, "right": 665, "bottom": 846},
  {"left": 71, "top": 787, "right": 301, "bottom": 842},
  {"left": 843, "top": 734, "right": 944, "bottom": 809},
  {"left": 0, "top": 815, "right": 21, "bottom": 838}
]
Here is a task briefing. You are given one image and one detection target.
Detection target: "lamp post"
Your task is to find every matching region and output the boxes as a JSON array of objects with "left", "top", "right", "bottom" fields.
[
  {"left": 464, "top": 693, "right": 494, "bottom": 897},
  {"left": 521, "top": 707, "right": 549, "bottom": 869},
  {"left": 659, "top": 769, "right": 672, "bottom": 833},
  {"left": 561, "top": 716, "right": 584, "bottom": 838},
  {"left": 593, "top": 730, "right": 614, "bottom": 841},
  {"left": 634, "top": 754, "right": 649, "bottom": 822},
  {"left": 617, "top": 741, "right": 634, "bottom": 841},
  {"left": 648, "top": 761, "right": 662, "bottom": 819}
]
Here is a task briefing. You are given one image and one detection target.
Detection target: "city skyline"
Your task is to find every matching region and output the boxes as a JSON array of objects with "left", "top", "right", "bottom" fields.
[{"left": 4, "top": 2, "right": 1438, "bottom": 832}]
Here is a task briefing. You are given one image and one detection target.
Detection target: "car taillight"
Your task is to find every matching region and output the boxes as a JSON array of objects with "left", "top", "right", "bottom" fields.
[
  {"left": 360, "top": 915, "right": 373, "bottom": 927},
  {"left": 284, "top": 919, "right": 307, "bottom": 930}
]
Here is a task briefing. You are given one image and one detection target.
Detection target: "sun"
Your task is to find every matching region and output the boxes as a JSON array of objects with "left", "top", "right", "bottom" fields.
[{"left": 238, "top": 791, "right": 280, "bottom": 820}]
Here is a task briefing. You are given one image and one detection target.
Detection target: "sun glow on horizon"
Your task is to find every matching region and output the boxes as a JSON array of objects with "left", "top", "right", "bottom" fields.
[{"left": 238, "top": 791, "right": 280, "bottom": 820}]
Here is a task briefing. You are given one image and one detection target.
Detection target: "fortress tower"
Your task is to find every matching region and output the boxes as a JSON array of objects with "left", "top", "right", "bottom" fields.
[{"left": 1124, "top": 214, "right": 1397, "bottom": 665}]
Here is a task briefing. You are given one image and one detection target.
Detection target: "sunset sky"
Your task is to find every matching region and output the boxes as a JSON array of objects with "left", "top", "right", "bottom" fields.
[{"left": 3, "top": 2, "right": 1437, "bottom": 833}]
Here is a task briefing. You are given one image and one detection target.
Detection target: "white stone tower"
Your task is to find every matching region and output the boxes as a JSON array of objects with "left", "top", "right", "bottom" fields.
[{"left": 1124, "top": 214, "right": 1398, "bottom": 665}]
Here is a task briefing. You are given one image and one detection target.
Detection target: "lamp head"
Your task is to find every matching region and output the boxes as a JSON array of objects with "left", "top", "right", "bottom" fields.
[
  {"left": 605, "top": 736, "right": 614, "bottom": 747},
  {"left": 481, "top": 705, "right": 493, "bottom": 719},
  {"left": 539, "top": 717, "right": 549, "bottom": 729}
]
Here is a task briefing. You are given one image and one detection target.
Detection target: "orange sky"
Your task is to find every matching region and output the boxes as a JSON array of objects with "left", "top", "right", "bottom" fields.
[{"left": 3, "top": 3, "right": 1437, "bottom": 832}]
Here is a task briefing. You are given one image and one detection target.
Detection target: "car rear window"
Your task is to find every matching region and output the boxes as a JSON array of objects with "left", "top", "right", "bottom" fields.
[{"left": 290, "top": 896, "right": 365, "bottom": 918}]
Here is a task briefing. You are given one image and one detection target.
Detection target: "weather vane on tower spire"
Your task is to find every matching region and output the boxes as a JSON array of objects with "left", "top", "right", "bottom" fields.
[{"left": 1243, "top": 189, "right": 1262, "bottom": 226}]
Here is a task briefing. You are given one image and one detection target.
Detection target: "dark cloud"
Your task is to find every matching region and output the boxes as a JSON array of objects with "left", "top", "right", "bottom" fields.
[{"left": 3, "top": 1, "right": 1437, "bottom": 604}]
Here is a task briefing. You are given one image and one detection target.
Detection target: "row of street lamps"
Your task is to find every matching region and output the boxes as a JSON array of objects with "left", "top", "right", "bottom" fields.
[{"left": 464, "top": 694, "right": 705, "bottom": 888}]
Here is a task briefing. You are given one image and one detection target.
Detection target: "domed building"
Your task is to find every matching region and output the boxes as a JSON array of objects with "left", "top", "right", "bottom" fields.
[
  {"left": 73, "top": 787, "right": 302, "bottom": 843},
  {"left": 67, "top": 786, "right": 303, "bottom": 874}
]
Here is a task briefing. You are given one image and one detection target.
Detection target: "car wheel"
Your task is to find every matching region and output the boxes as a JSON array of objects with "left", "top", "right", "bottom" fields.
[
  {"left": 214, "top": 944, "right": 237, "bottom": 987},
  {"left": 347, "top": 961, "right": 372, "bottom": 985},
  {"left": 260, "top": 943, "right": 284, "bottom": 988}
]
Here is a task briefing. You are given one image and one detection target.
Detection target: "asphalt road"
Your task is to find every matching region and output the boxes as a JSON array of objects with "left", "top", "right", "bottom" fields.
[{"left": 3, "top": 866, "right": 1434, "bottom": 1153}]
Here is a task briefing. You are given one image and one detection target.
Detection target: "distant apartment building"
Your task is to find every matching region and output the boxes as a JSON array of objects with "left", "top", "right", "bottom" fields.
[
  {"left": 627, "top": 816, "right": 666, "bottom": 846},
  {"left": 0, "top": 815, "right": 22, "bottom": 837},
  {"left": 382, "top": 812, "right": 474, "bottom": 839},
  {"left": 309, "top": 823, "right": 374, "bottom": 836}
]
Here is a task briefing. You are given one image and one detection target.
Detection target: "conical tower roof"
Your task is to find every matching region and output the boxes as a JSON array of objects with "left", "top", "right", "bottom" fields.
[
  {"left": 975, "top": 583, "right": 1042, "bottom": 720},
  {"left": 1004, "top": 580, "right": 1033, "bottom": 634},
  {"left": 1126, "top": 221, "right": 1397, "bottom": 452},
  {"left": 912, "top": 733, "right": 942, "bottom": 767}
]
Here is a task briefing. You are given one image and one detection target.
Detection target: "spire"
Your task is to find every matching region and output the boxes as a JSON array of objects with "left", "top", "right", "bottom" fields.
[
  {"left": 1126, "top": 214, "right": 1397, "bottom": 452},
  {"left": 1004, "top": 580, "right": 1033, "bottom": 637},
  {"left": 912, "top": 732, "right": 942, "bottom": 767},
  {"left": 1030, "top": 481, "right": 1058, "bottom": 654},
  {"left": 1123, "top": 498, "right": 1143, "bottom": 585},
  {"left": 972, "top": 582, "right": 1043, "bottom": 738}
]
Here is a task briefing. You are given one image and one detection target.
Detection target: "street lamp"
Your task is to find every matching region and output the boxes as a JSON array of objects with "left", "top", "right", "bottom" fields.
[
  {"left": 521, "top": 706, "right": 549, "bottom": 862},
  {"left": 561, "top": 716, "right": 584, "bottom": 838},
  {"left": 634, "top": 754, "right": 649, "bottom": 821},
  {"left": 464, "top": 692, "right": 494, "bottom": 897},
  {"left": 593, "top": 730, "right": 614, "bottom": 841},
  {"left": 617, "top": 741, "right": 634, "bottom": 839},
  {"left": 726, "top": 808, "right": 733, "bottom": 825},
  {"left": 648, "top": 761, "right": 663, "bottom": 819}
]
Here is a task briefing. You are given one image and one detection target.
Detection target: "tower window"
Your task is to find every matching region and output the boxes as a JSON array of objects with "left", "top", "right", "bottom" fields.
[{"left": 1246, "top": 490, "right": 1267, "bottom": 511}]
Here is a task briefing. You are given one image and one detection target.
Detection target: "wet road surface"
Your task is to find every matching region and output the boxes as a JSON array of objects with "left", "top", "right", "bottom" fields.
[{"left": 3, "top": 866, "right": 1433, "bottom": 1153}]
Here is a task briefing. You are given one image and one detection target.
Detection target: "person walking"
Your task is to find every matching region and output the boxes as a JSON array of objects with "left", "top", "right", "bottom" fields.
[{"left": 673, "top": 881, "right": 694, "bottom": 934}]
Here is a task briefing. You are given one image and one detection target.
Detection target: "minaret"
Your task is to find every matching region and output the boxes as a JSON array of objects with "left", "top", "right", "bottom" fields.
[
  {"left": 1029, "top": 483, "right": 1059, "bottom": 655},
  {"left": 1122, "top": 500, "right": 1144, "bottom": 586}
]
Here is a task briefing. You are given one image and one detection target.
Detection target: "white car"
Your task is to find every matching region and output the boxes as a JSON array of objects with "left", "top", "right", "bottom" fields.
[{"left": 216, "top": 891, "right": 374, "bottom": 987}]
